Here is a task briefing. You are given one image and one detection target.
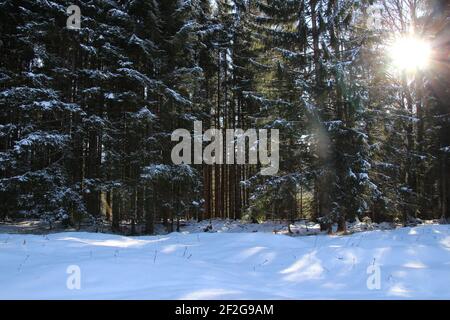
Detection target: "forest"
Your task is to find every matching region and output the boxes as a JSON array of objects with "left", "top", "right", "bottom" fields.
[{"left": 0, "top": 0, "right": 449, "bottom": 235}]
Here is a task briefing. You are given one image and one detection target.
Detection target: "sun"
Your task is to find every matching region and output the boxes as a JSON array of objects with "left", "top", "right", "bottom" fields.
[{"left": 388, "top": 37, "right": 431, "bottom": 72}]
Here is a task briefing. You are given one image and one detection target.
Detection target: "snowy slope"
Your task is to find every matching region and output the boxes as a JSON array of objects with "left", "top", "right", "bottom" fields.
[{"left": 0, "top": 225, "right": 449, "bottom": 299}]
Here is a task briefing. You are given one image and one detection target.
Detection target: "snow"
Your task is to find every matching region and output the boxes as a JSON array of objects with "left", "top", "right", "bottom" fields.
[
  {"left": 108, "top": 9, "right": 130, "bottom": 19},
  {"left": 165, "top": 88, "right": 192, "bottom": 106},
  {"left": 441, "top": 146, "right": 450, "bottom": 153},
  {"left": 13, "top": 132, "right": 69, "bottom": 152},
  {"left": 179, "top": 219, "right": 321, "bottom": 235},
  {"left": 0, "top": 224, "right": 449, "bottom": 299},
  {"left": 132, "top": 107, "right": 156, "bottom": 121}
]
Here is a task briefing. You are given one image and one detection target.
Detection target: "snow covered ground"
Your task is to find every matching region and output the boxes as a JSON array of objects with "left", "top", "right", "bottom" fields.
[
  {"left": 0, "top": 224, "right": 449, "bottom": 299},
  {"left": 175, "top": 218, "right": 397, "bottom": 235}
]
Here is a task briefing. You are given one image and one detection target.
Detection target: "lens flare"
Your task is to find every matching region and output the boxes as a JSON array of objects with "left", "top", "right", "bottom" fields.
[{"left": 388, "top": 37, "right": 431, "bottom": 71}]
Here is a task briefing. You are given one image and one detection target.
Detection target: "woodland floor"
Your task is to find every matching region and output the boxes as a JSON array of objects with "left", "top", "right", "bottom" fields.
[{"left": 0, "top": 223, "right": 449, "bottom": 299}]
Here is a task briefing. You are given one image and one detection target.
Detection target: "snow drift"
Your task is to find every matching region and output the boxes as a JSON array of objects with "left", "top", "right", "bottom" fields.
[{"left": 0, "top": 224, "right": 449, "bottom": 299}]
